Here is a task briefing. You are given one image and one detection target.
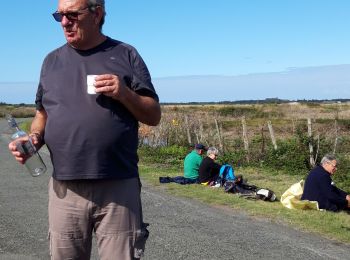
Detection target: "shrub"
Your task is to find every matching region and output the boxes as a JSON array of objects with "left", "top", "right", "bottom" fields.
[
  {"left": 331, "top": 154, "right": 350, "bottom": 192},
  {"left": 262, "top": 138, "right": 310, "bottom": 174},
  {"left": 139, "top": 145, "right": 188, "bottom": 167},
  {"left": 218, "top": 150, "right": 247, "bottom": 167}
]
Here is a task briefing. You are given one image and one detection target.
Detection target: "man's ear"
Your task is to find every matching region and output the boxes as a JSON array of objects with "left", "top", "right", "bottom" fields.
[{"left": 93, "top": 6, "right": 104, "bottom": 25}]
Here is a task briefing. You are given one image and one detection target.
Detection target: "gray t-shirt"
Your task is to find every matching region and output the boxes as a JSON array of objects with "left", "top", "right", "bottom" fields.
[{"left": 36, "top": 37, "right": 158, "bottom": 180}]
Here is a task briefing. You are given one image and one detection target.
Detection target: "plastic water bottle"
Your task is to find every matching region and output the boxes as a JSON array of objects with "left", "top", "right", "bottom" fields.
[{"left": 6, "top": 114, "right": 47, "bottom": 177}]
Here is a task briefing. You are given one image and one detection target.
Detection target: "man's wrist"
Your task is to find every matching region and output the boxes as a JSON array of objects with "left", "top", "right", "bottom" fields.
[{"left": 29, "top": 132, "right": 43, "bottom": 144}]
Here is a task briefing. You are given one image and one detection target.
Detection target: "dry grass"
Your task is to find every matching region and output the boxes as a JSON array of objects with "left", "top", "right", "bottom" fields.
[
  {"left": 0, "top": 105, "right": 35, "bottom": 118},
  {"left": 140, "top": 102, "right": 350, "bottom": 150}
]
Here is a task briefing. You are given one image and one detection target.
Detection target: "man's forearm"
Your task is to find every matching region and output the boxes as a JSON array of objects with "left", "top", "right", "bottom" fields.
[
  {"left": 30, "top": 109, "right": 47, "bottom": 148},
  {"left": 118, "top": 87, "right": 161, "bottom": 126}
]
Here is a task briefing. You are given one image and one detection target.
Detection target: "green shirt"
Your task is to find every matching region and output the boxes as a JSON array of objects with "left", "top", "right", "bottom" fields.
[{"left": 184, "top": 150, "right": 203, "bottom": 179}]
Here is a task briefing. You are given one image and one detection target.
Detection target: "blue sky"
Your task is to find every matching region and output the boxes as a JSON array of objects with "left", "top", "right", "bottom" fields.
[{"left": 1, "top": 0, "right": 350, "bottom": 103}]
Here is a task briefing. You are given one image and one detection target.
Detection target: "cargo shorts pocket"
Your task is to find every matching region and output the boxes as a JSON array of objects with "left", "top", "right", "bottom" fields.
[
  {"left": 133, "top": 222, "right": 150, "bottom": 259},
  {"left": 48, "top": 231, "right": 52, "bottom": 258}
]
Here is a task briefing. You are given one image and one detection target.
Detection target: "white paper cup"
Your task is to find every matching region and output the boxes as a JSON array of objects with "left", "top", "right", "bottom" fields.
[{"left": 87, "top": 75, "right": 97, "bottom": 94}]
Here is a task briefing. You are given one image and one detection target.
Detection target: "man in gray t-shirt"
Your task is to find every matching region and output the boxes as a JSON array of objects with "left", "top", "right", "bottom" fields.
[{"left": 8, "top": 0, "right": 161, "bottom": 259}]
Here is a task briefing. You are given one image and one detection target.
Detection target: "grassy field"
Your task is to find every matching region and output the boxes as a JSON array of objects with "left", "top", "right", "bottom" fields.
[
  {"left": 140, "top": 101, "right": 350, "bottom": 190},
  {"left": 0, "top": 104, "right": 35, "bottom": 118},
  {"left": 3, "top": 103, "right": 350, "bottom": 244},
  {"left": 139, "top": 161, "right": 350, "bottom": 244},
  {"left": 144, "top": 101, "right": 350, "bottom": 145}
]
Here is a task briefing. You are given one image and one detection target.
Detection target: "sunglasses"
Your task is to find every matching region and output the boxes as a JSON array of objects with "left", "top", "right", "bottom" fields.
[
  {"left": 328, "top": 162, "right": 337, "bottom": 168},
  {"left": 52, "top": 6, "right": 90, "bottom": 22}
]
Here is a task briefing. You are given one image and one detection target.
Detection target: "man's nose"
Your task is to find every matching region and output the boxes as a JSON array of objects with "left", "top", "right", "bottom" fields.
[{"left": 61, "top": 15, "right": 72, "bottom": 26}]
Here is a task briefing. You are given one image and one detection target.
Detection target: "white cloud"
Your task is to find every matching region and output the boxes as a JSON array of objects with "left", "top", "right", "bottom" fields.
[{"left": 154, "top": 64, "right": 350, "bottom": 102}]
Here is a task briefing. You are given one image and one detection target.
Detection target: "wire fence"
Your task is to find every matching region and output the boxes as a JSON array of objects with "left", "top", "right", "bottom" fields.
[{"left": 139, "top": 103, "right": 350, "bottom": 179}]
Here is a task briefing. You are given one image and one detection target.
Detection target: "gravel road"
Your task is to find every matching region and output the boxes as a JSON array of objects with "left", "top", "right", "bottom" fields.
[{"left": 0, "top": 118, "right": 349, "bottom": 260}]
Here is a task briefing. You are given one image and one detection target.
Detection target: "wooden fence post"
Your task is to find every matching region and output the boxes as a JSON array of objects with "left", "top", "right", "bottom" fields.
[
  {"left": 195, "top": 132, "right": 200, "bottom": 144},
  {"left": 199, "top": 122, "right": 204, "bottom": 142},
  {"left": 260, "top": 124, "right": 265, "bottom": 154},
  {"left": 333, "top": 119, "right": 338, "bottom": 154},
  {"left": 315, "top": 134, "right": 320, "bottom": 163},
  {"left": 241, "top": 117, "right": 250, "bottom": 162},
  {"left": 185, "top": 115, "right": 192, "bottom": 145},
  {"left": 267, "top": 120, "right": 277, "bottom": 150},
  {"left": 214, "top": 118, "right": 223, "bottom": 152},
  {"left": 194, "top": 122, "right": 204, "bottom": 144},
  {"left": 292, "top": 118, "right": 296, "bottom": 135},
  {"left": 307, "top": 118, "right": 315, "bottom": 167}
]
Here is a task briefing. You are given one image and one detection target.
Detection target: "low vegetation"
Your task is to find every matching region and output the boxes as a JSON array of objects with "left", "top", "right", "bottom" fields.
[
  {"left": 0, "top": 104, "right": 35, "bottom": 118},
  {"left": 4, "top": 102, "right": 350, "bottom": 243},
  {"left": 139, "top": 147, "right": 350, "bottom": 244},
  {"left": 138, "top": 101, "right": 350, "bottom": 243}
]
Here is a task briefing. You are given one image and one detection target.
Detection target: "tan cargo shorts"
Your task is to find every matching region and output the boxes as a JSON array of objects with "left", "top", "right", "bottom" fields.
[{"left": 48, "top": 177, "right": 149, "bottom": 260}]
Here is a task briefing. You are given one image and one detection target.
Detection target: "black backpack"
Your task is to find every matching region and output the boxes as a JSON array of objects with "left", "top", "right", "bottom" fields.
[
  {"left": 224, "top": 179, "right": 277, "bottom": 202},
  {"left": 223, "top": 179, "right": 257, "bottom": 194}
]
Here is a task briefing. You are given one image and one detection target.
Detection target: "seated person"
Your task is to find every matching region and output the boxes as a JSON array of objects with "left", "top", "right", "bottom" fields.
[
  {"left": 198, "top": 147, "right": 221, "bottom": 185},
  {"left": 183, "top": 144, "right": 207, "bottom": 182},
  {"left": 301, "top": 154, "right": 350, "bottom": 212}
]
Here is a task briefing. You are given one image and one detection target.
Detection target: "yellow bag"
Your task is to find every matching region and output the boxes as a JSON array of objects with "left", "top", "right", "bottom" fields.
[{"left": 280, "top": 180, "right": 319, "bottom": 210}]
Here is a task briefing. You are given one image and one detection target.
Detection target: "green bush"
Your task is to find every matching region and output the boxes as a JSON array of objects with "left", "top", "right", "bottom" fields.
[
  {"left": 338, "top": 119, "right": 350, "bottom": 130},
  {"left": 139, "top": 145, "right": 188, "bottom": 167},
  {"left": 217, "top": 106, "right": 266, "bottom": 118},
  {"left": 262, "top": 138, "right": 309, "bottom": 174},
  {"left": 218, "top": 150, "right": 247, "bottom": 167},
  {"left": 138, "top": 139, "right": 349, "bottom": 189},
  {"left": 217, "top": 105, "right": 284, "bottom": 119},
  {"left": 332, "top": 154, "right": 350, "bottom": 192}
]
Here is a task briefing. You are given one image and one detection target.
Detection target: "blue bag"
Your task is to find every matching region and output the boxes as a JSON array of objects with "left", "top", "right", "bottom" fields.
[{"left": 218, "top": 164, "right": 235, "bottom": 186}]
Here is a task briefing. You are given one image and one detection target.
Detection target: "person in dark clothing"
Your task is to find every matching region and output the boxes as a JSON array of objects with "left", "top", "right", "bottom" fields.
[
  {"left": 199, "top": 147, "right": 221, "bottom": 184},
  {"left": 301, "top": 154, "right": 350, "bottom": 212},
  {"left": 8, "top": 0, "right": 161, "bottom": 258}
]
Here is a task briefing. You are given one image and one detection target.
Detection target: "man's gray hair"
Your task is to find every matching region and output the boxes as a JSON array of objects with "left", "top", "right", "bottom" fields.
[
  {"left": 88, "top": 0, "right": 105, "bottom": 6},
  {"left": 320, "top": 153, "right": 337, "bottom": 165},
  {"left": 207, "top": 147, "right": 219, "bottom": 156},
  {"left": 87, "top": 0, "right": 106, "bottom": 30}
]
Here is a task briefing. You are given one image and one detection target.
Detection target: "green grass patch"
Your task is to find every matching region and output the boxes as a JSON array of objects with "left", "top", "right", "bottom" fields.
[
  {"left": 20, "top": 120, "right": 32, "bottom": 133},
  {"left": 139, "top": 162, "right": 350, "bottom": 244}
]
